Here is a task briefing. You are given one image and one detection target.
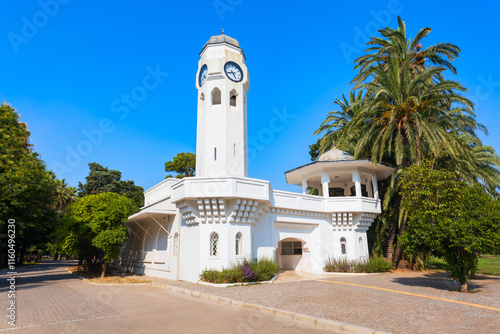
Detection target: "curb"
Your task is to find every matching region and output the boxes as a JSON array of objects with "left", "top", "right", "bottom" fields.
[{"left": 151, "top": 281, "right": 391, "bottom": 334}]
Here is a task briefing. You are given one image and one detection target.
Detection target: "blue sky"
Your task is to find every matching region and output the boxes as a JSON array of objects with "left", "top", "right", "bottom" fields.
[{"left": 2, "top": 1, "right": 499, "bottom": 192}]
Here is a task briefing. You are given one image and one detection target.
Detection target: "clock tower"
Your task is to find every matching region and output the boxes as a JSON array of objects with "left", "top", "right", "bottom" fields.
[{"left": 195, "top": 33, "right": 249, "bottom": 178}]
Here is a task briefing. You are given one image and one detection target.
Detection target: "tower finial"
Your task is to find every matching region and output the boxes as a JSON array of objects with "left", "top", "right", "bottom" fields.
[{"left": 222, "top": 28, "right": 224, "bottom": 35}]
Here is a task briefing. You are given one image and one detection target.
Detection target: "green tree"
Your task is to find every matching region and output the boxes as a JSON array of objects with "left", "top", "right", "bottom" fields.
[
  {"left": 78, "top": 162, "right": 144, "bottom": 207},
  {"left": 314, "top": 17, "right": 500, "bottom": 265},
  {"left": 120, "top": 180, "right": 145, "bottom": 208},
  {"left": 165, "top": 152, "right": 196, "bottom": 179},
  {"left": 0, "top": 103, "right": 59, "bottom": 265},
  {"left": 54, "top": 179, "right": 76, "bottom": 214},
  {"left": 351, "top": 17, "right": 461, "bottom": 86},
  {"left": 61, "top": 192, "right": 137, "bottom": 277},
  {"left": 78, "top": 162, "right": 122, "bottom": 196},
  {"left": 313, "top": 90, "right": 364, "bottom": 157},
  {"left": 400, "top": 163, "right": 500, "bottom": 291}
]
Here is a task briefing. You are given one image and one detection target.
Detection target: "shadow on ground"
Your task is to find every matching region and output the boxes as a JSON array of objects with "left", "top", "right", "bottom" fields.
[
  {"left": 0, "top": 260, "right": 78, "bottom": 293},
  {"left": 391, "top": 272, "right": 484, "bottom": 291}
]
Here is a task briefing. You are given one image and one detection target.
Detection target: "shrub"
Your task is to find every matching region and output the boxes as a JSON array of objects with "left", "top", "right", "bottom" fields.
[
  {"left": 199, "top": 258, "right": 279, "bottom": 284},
  {"left": 324, "top": 256, "right": 392, "bottom": 273},
  {"left": 249, "top": 257, "right": 280, "bottom": 281},
  {"left": 325, "top": 257, "right": 360, "bottom": 272},
  {"left": 365, "top": 257, "right": 392, "bottom": 273}
]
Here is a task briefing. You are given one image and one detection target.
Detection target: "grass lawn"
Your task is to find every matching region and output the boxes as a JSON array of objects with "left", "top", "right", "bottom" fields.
[
  {"left": 477, "top": 255, "right": 500, "bottom": 276},
  {"left": 69, "top": 266, "right": 152, "bottom": 284},
  {"left": 428, "top": 255, "right": 500, "bottom": 276}
]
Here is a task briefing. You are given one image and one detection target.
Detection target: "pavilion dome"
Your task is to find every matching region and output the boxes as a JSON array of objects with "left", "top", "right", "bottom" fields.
[
  {"left": 318, "top": 147, "right": 354, "bottom": 161},
  {"left": 204, "top": 33, "right": 240, "bottom": 49}
]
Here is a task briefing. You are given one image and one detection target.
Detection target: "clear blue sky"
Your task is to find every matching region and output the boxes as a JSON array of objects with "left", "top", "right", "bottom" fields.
[{"left": 2, "top": 1, "right": 499, "bottom": 192}]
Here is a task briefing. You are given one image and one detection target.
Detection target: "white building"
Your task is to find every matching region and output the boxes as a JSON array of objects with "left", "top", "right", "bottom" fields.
[{"left": 118, "top": 33, "right": 394, "bottom": 283}]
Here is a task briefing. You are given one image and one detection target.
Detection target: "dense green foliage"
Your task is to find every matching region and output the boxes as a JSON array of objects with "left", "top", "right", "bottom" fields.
[
  {"left": 165, "top": 152, "right": 196, "bottom": 179},
  {"left": 324, "top": 257, "right": 392, "bottom": 273},
  {"left": 57, "top": 192, "right": 138, "bottom": 277},
  {"left": 0, "top": 103, "right": 61, "bottom": 265},
  {"left": 199, "top": 258, "right": 279, "bottom": 284},
  {"left": 400, "top": 163, "right": 500, "bottom": 290},
  {"left": 78, "top": 162, "right": 144, "bottom": 207}
]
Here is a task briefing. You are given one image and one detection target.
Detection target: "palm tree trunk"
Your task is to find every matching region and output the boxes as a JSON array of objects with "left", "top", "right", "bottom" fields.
[
  {"left": 386, "top": 224, "right": 397, "bottom": 261},
  {"left": 393, "top": 210, "right": 407, "bottom": 267}
]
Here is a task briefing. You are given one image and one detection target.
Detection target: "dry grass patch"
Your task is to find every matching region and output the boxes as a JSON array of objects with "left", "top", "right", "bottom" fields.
[{"left": 68, "top": 266, "right": 152, "bottom": 284}]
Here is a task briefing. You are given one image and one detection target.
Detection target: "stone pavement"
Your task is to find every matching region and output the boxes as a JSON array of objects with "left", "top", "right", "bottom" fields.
[
  {"left": 150, "top": 270, "right": 500, "bottom": 334},
  {"left": 0, "top": 261, "right": 335, "bottom": 334}
]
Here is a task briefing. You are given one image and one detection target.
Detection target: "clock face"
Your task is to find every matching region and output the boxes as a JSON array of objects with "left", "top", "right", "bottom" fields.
[
  {"left": 199, "top": 64, "right": 208, "bottom": 87},
  {"left": 224, "top": 61, "right": 243, "bottom": 82}
]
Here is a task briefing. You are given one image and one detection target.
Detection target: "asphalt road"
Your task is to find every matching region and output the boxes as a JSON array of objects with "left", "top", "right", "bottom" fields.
[{"left": 0, "top": 261, "right": 334, "bottom": 334}]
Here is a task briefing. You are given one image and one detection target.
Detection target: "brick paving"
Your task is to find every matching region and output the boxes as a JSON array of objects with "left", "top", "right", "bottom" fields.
[{"left": 0, "top": 261, "right": 334, "bottom": 333}]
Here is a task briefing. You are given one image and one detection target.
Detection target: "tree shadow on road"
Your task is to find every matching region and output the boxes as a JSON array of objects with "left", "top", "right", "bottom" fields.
[
  {"left": 0, "top": 260, "right": 80, "bottom": 293},
  {"left": 391, "top": 272, "right": 485, "bottom": 291}
]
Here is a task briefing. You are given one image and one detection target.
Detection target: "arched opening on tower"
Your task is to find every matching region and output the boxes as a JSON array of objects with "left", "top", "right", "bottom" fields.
[
  {"left": 212, "top": 88, "right": 221, "bottom": 105},
  {"left": 230, "top": 89, "right": 238, "bottom": 107}
]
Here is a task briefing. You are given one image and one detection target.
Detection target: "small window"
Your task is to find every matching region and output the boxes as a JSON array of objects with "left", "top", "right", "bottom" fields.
[
  {"left": 233, "top": 143, "right": 236, "bottom": 156},
  {"left": 210, "top": 232, "right": 219, "bottom": 256},
  {"left": 214, "top": 147, "right": 217, "bottom": 161},
  {"left": 230, "top": 89, "right": 237, "bottom": 107},
  {"left": 235, "top": 232, "right": 243, "bottom": 256},
  {"left": 282, "top": 241, "right": 302, "bottom": 255},
  {"left": 212, "top": 88, "right": 221, "bottom": 105},
  {"left": 340, "top": 237, "right": 347, "bottom": 255}
]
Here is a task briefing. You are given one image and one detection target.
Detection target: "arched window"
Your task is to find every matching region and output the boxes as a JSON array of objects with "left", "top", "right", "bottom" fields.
[
  {"left": 212, "top": 88, "right": 221, "bottom": 105},
  {"left": 210, "top": 232, "right": 219, "bottom": 256},
  {"left": 230, "top": 89, "right": 237, "bottom": 107},
  {"left": 173, "top": 232, "right": 179, "bottom": 256},
  {"left": 235, "top": 232, "right": 243, "bottom": 256},
  {"left": 340, "top": 237, "right": 347, "bottom": 255},
  {"left": 358, "top": 237, "right": 364, "bottom": 256}
]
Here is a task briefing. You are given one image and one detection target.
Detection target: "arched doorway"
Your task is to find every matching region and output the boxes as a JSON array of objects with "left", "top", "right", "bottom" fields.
[{"left": 276, "top": 238, "right": 305, "bottom": 270}]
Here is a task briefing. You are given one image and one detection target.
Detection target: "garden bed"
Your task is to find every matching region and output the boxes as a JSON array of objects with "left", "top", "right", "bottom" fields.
[
  {"left": 324, "top": 257, "right": 392, "bottom": 273},
  {"left": 199, "top": 258, "right": 279, "bottom": 284},
  {"left": 68, "top": 266, "right": 152, "bottom": 284}
]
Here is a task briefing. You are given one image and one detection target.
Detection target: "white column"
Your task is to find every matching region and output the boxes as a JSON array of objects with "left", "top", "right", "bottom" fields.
[
  {"left": 372, "top": 174, "right": 379, "bottom": 201},
  {"left": 301, "top": 178, "right": 308, "bottom": 195},
  {"left": 367, "top": 175, "right": 373, "bottom": 198},
  {"left": 352, "top": 170, "right": 362, "bottom": 197},
  {"left": 321, "top": 172, "right": 330, "bottom": 198},
  {"left": 343, "top": 183, "right": 350, "bottom": 196}
]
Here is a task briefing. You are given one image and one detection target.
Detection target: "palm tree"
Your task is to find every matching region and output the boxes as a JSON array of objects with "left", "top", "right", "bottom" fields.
[
  {"left": 54, "top": 179, "right": 76, "bottom": 214},
  {"left": 351, "top": 17, "right": 461, "bottom": 86},
  {"left": 315, "top": 17, "right": 500, "bottom": 264},
  {"left": 313, "top": 90, "right": 364, "bottom": 155},
  {"left": 342, "top": 59, "right": 477, "bottom": 167}
]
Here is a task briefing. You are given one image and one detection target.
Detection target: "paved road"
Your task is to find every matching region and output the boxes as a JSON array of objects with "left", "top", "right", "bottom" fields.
[
  {"left": 154, "top": 270, "right": 500, "bottom": 334},
  {"left": 0, "top": 261, "right": 333, "bottom": 333}
]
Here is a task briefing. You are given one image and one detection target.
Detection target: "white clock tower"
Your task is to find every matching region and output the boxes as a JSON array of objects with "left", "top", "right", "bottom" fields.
[{"left": 195, "top": 33, "right": 249, "bottom": 178}]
